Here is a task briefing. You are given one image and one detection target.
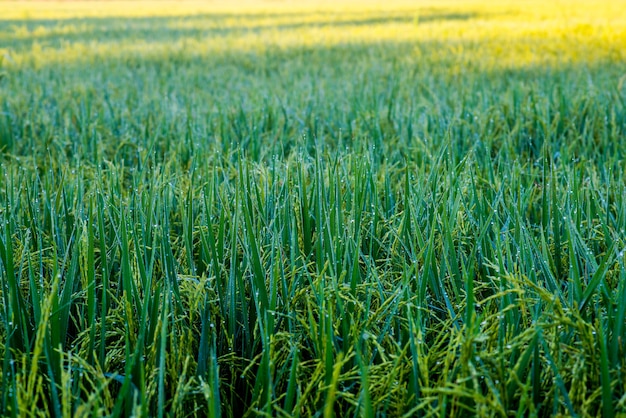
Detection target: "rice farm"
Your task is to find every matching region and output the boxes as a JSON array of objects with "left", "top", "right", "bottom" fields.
[{"left": 1, "top": 0, "right": 626, "bottom": 416}]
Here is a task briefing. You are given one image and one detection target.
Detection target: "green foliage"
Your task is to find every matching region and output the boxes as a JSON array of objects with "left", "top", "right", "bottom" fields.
[{"left": 1, "top": 1, "right": 626, "bottom": 416}]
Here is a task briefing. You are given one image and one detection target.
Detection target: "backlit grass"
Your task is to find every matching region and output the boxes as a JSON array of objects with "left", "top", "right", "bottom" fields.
[{"left": 1, "top": 1, "right": 626, "bottom": 416}]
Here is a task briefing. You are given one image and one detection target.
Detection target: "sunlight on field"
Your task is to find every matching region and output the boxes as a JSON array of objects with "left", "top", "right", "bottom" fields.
[
  {"left": 1, "top": 0, "right": 625, "bottom": 71},
  {"left": 2, "top": 1, "right": 626, "bottom": 416}
]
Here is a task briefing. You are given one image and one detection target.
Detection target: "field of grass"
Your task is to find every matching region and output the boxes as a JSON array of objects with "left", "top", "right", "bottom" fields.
[{"left": 1, "top": 0, "right": 626, "bottom": 416}]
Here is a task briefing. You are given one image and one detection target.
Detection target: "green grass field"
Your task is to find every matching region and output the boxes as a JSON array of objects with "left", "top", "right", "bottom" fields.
[{"left": 1, "top": 0, "right": 626, "bottom": 416}]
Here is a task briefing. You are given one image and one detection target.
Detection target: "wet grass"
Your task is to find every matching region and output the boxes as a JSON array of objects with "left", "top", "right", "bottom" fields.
[{"left": 0, "top": 0, "right": 626, "bottom": 416}]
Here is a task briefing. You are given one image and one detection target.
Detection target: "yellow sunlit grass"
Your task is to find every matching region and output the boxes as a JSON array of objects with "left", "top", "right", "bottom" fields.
[{"left": 1, "top": 0, "right": 625, "bottom": 72}]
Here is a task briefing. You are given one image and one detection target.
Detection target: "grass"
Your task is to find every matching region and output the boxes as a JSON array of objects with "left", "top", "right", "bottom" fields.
[{"left": 1, "top": 0, "right": 626, "bottom": 416}]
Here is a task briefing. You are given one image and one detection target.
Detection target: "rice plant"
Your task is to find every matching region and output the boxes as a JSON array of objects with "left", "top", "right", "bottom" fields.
[{"left": 0, "top": 0, "right": 625, "bottom": 416}]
